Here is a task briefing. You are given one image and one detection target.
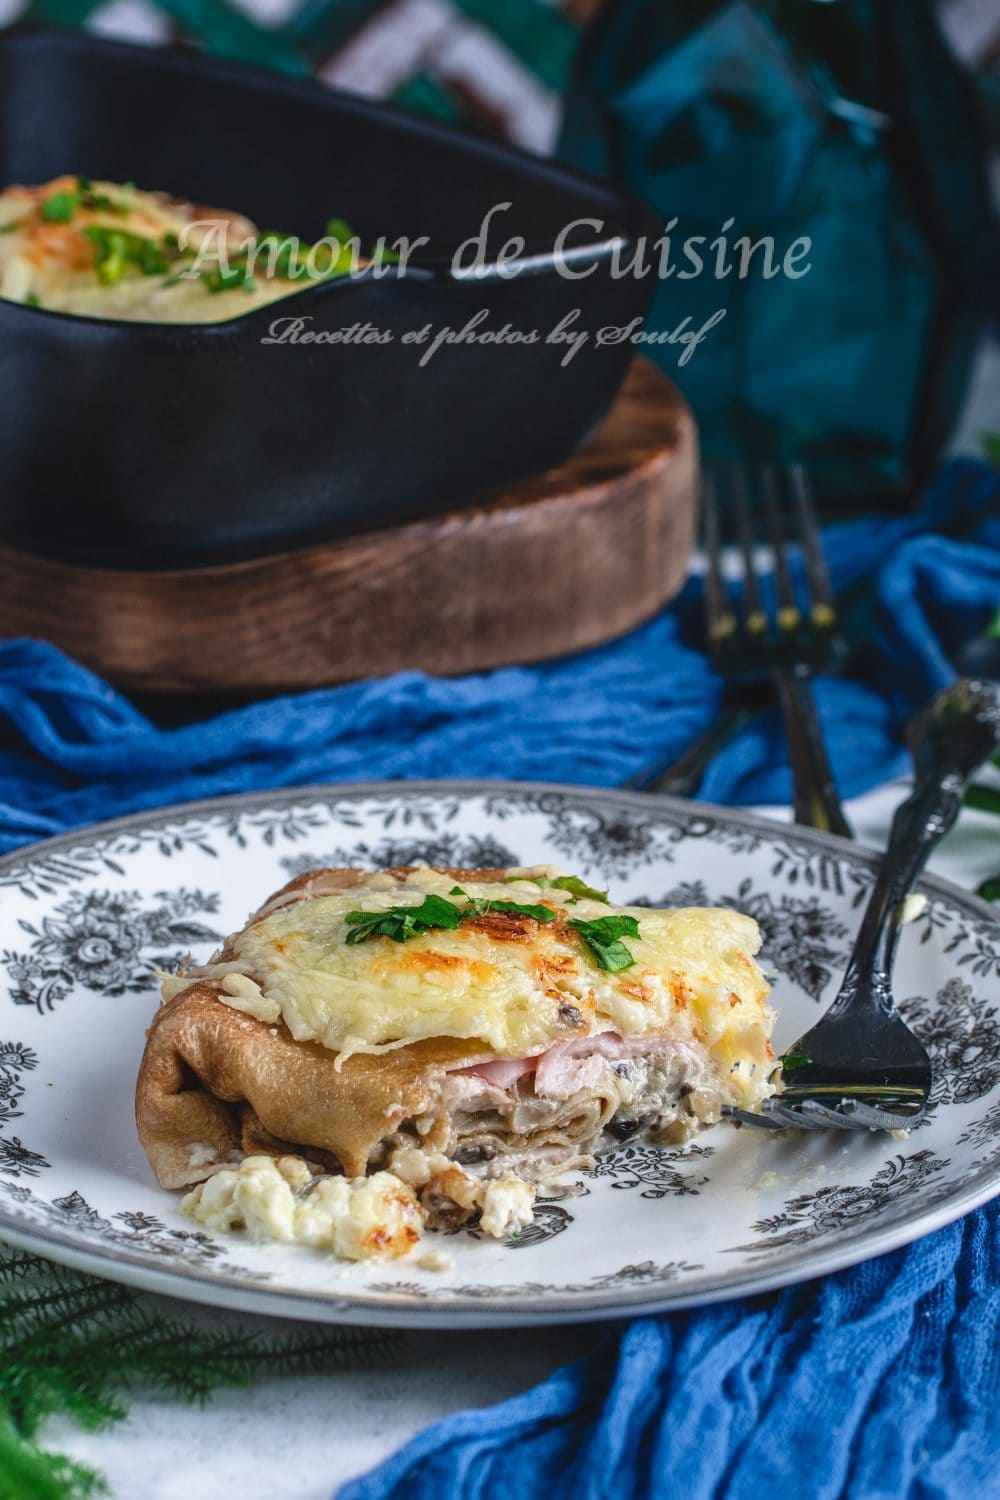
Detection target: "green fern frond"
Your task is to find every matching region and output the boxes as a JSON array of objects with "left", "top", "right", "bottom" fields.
[
  {"left": 0, "top": 1250, "right": 48, "bottom": 1285},
  {"left": 0, "top": 1406, "right": 107, "bottom": 1500},
  {"left": 0, "top": 1240, "right": 403, "bottom": 1500}
]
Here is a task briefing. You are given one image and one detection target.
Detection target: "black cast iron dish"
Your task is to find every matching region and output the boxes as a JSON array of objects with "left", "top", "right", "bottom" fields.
[{"left": 0, "top": 28, "right": 659, "bottom": 568}]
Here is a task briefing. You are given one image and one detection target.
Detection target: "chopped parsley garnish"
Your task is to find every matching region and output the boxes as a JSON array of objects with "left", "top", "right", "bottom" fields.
[
  {"left": 87, "top": 229, "right": 127, "bottom": 283},
  {"left": 0, "top": 221, "right": 19, "bottom": 235},
  {"left": 41, "top": 189, "right": 80, "bottom": 223},
  {"left": 24, "top": 292, "right": 40, "bottom": 308},
  {"left": 344, "top": 893, "right": 463, "bottom": 945},
  {"left": 255, "top": 233, "right": 312, "bottom": 282},
  {"left": 508, "top": 872, "right": 608, "bottom": 903},
  {"left": 253, "top": 219, "right": 359, "bottom": 283},
  {"left": 778, "top": 1051, "right": 812, "bottom": 1073},
  {"left": 202, "top": 262, "right": 256, "bottom": 294},
  {"left": 461, "top": 897, "right": 556, "bottom": 923},
  {"left": 568, "top": 914, "right": 640, "bottom": 972},
  {"left": 75, "top": 176, "right": 116, "bottom": 211},
  {"left": 84, "top": 226, "right": 170, "bottom": 284},
  {"left": 345, "top": 891, "right": 556, "bottom": 945},
  {"left": 41, "top": 178, "right": 127, "bottom": 224}
]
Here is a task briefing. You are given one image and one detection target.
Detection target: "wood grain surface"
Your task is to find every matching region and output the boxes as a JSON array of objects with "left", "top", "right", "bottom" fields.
[{"left": 1, "top": 357, "right": 698, "bottom": 694}]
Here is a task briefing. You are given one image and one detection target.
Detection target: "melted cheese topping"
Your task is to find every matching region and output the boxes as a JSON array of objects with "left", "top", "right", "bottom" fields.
[
  {"left": 203, "top": 868, "right": 773, "bottom": 1103},
  {"left": 0, "top": 177, "right": 327, "bottom": 323}
]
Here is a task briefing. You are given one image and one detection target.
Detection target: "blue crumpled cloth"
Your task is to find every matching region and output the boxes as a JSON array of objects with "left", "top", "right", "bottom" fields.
[
  {"left": 1, "top": 458, "right": 999, "bottom": 1499},
  {"left": 342, "top": 1206, "right": 1000, "bottom": 1500}
]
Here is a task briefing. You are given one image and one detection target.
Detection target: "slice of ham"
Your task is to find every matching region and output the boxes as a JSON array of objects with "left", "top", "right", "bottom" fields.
[
  {"left": 452, "top": 1031, "right": 690, "bottom": 1102},
  {"left": 457, "top": 1055, "right": 539, "bottom": 1090}
]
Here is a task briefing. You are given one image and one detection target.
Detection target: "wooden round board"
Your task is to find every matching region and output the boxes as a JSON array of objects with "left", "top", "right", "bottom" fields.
[{"left": 0, "top": 358, "right": 697, "bottom": 694}]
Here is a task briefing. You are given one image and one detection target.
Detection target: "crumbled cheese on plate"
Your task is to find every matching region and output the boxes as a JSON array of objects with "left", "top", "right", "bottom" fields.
[
  {"left": 182, "top": 1157, "right": 424, "bottom": 1262},
  {"left": 181, "top": 1155, "right": 537, "bottom": 1262}
]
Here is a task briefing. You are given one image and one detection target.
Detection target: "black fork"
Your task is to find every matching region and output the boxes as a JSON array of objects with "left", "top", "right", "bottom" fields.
[
  {"left": 704, "top": 463, "right": 852, "bottom": 836},
  {"left": 730, "top": 680, "right": 1000, "bottom": 1132}
]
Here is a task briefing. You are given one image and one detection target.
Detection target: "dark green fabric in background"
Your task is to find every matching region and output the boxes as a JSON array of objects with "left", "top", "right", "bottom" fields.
[{"left": 557, "top": 0, "right": 997, "bottom": 506}]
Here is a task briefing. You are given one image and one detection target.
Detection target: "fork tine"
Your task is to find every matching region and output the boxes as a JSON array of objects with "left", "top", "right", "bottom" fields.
[
  {"left": 835, "top": 1098, "right": 927, "bottom": 1130},
  {"left": 794, "top": 1099, "right": 875, "bottom": 1131},
  {"left": 763, "top": 1099, "right": 828, "bottom": 1130},
  {"left": 788, "top": 464, "right": 837, "bottom": 629},
  {"left": 702, "top": 470, "right": 737, "bottom": 653},
  {"left": 723, "top": 1104, "right": 786, "bottom": 1130},
  {"left": 730, "top": 466, "right": 768, "bottom": 638},
  {"left": 759, "top": 467, "right": 801, "bottom": 632},
  {"left": 730, "top": 1096, "right": 923, "bottom": 1132}
]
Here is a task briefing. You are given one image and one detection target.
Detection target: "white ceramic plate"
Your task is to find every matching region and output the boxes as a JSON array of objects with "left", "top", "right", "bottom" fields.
[{"left": 1, "top": 781, "right": 998, "bottom": 1328}]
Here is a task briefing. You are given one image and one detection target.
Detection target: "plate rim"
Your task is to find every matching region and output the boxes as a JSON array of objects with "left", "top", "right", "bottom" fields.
[
  {"left": 2, "top": 776, "right": 999, "bottom": 1327},
  {"left": 4, "top": 774, "right": 1000, "bottom": 930}
]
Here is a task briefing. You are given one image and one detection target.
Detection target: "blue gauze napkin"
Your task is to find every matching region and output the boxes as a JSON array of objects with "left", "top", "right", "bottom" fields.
[{"left": 0, "top": 458, "right": 998, "bottom": 1499}]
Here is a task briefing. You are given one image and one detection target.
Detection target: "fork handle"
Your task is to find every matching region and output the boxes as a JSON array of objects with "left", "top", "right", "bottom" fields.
[
  {"left": 833, "top": 682, "right": 1000, "bottom": 1016},
  {"left": 774, "top": 666, "right": 852, "bottom": 838},
  {"left": 831, "top": 776, "right": 965, "bottom": 1016}
]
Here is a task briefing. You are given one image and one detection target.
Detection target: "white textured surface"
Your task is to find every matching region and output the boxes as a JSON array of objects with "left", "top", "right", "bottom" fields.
[{"left": 37, "top": 776, "right": 1000, "bottom": 1499}]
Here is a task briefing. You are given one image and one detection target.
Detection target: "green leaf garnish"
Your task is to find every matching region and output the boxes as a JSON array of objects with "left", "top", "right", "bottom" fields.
[
  {"left": 0, "top": 221, "right": 19, "bottom": 235},
  {"left": 344, "top": 891, "right": 556, "bottom": 945},
  {"left": 84, "top": 226, "right": 171, "bottom": 284},
  {"left": 508, "top": 873, "right": 609, "bottom": 902},
  {"left": 550, "top": 875, "right": 608, "bottom": 902},
  {"left": 88, "top": 228, "right": 128, "bottom": 284},
  {"left": 448, "top": 885, "right": 466, "bottom": 896},
  {"left": 778, "top": 1051, "right": 812, "bottom": 1072},
  {"left": 256, "top": 232, "right": 312, "bottom": 282},
  {"left": 568, "top": 914, "right": 640, "bottom": 972},
  {"left": 461, "top": 898, "right": 556, "bottom": 923},
  {"left": 325, "top": 217, "right": 354, "bottom": 245},
  {"left": 41, "top": 189, "right": 80, "bottom": 223},
  {"left": 23, "top": 292, "right": 39, "bottom": 308},
  {"left": 201, "top": 260, "right": 255, "bottom": 294},
  {"left": 344, "top": 893, "right": 463, "bottom": 944},
  {"left": 75, "top": 175, "right": 115, "bottom": 211}
]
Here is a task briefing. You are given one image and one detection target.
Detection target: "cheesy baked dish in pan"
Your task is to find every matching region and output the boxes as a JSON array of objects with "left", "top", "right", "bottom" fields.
[
  {"left": 136, "top": 865, "right": 777, "bottom": 1264},
  {"left": 0, "top": 175, "right": 359, "bottom": 321}
]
